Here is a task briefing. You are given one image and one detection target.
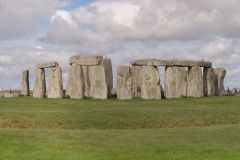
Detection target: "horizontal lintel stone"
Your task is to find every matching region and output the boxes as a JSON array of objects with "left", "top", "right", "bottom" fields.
[
  {"left": 70, "top": 55, "right": 103, "bottom": 66},
  {"left": 131, "top": 59, "right": 212, "bottom": 68},
  {"left": 37, "top": 61, "right": 59, "bottom": 69}
]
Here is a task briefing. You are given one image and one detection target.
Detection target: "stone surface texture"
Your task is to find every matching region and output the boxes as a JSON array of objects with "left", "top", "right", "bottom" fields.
[
  {"left": 165, "top": 67, "right": 187, "bottom": 98},
  {"left": 67, "top": 64, "right": 85, "bottom": 99},
  {"left": 33, "top": 68, "right": 46, "bottom": 98},
  {"left": 21, "top": 70, "right": 30, "bottom": 96},
  {"left": 187, "top": 66, "right": 204, "bottom": 97},
  {"left": 130, "top": 66, "right": 142, "bottom": 97},
  {"left": 37, "top": 61, "right": 58, "bottom": 69},
  {"left": 215, "top": 68, "right": 227, "bottom": 96},
  {"left": 141, "top": 66, "right": 162, "bottom": 99},
  {"left": 131, "top": 59, "right": 212, "bottom": 68},
  {"left": 70, "top": 55, "right": 103, "bottom": 66},
  {"left": 203, "top": 67, "right": 217, "bottom": 96},
  {"left": 117, "top": 66, "right": 133, "bottom": 100},
  {"left": 47, "top": 67, "right": 64, "bottom": 99}
]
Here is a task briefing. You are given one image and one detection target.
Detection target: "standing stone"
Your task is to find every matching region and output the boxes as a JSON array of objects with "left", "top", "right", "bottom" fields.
[
  {"left": 103, "top": 58, "right": 113, "bottom": 97},
  {"left": 47, "top": 66, "right": 64, "bottom": 99},
  {"left": 82, "top": 66, "right": 90, "bottom": 97},
  {"left": 215, "top": 68, "right": 226, "bottom": 96},
  {"left": 33, "top": 68, "right": 46, "bottom": 98},
  {"left": 117, "top": 66, "right": 133, "bottom": 100},
  {"left": 187, "top": 66, "right": 204, "bottom": 97},
  {"left": 203, "top": 67, "right": 217, "bottom": 96},
  {"left": 165, "top": 67, "right": 187, "bottom": 98},
  {"left": 89, "top": 65, "right": 108, "bottom": 99},
  {"left": 67, "top": 64, "right": 85, "bottom": 99},
  {"left": 141, "top": 66, "right": 161, "bottom": 100},
  {"left": 130, "top": 66, "right": 142, "bottom": 97},
  {"left": 21, "top": 70, "right": 30, "bottom": 96}
]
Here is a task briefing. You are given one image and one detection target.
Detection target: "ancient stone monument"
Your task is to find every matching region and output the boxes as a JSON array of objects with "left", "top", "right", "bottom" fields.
[
  {"left": 165, "top": 67, "right": 187, "bottom": 98},
  {"left": 117, "top": 66, "right": 133, "bottom": 100},
  {"left": 21, "top": 70, "right": 30, "bottom": 96},
  {"left": 131, "top": 59, "right": 212, "bottom": 99},
  {"left": 67, "top": 55, "right": 113, "bottom": 99},
  {"left": 215, "top": 68, "right": 227, "bottom": 96},
  {"left": 203, "top": 67, "right": 217, "bottom": 96},
  {"left": 33, "top": 61, "right": 64, "bottom": 99},
  {"left": 141, "top": 66, "right": 162, "bottom": 99}
]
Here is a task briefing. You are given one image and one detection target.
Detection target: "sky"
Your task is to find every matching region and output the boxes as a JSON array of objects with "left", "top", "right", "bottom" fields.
[{"left": 0, "top": 0, "right": 240, "bottom": 89}]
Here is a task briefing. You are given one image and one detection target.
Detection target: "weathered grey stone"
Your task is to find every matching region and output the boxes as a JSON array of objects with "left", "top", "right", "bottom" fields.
[
  {"left": 21, "top": 70, "right": 30, "bottom": 96},
  {"left": 70, "top": 55, "right": 103, "bottom": 66},
  {"left": 165, "top": 67, "right": 187, "bottom": 98},
  {"left": 130, "top": 66, "right": 142, "bottom": 97},
  {"left": 37, "top": 61, "right": 58, "bottom": 69},
  {"left": 67, "top": 64, "right": 85, "bottom": 99},
  {"left": 141, "top": 66, "right": 162, "bottom": 100},
  {"left": 4, "top": 92, "right": 20, "bottom": 98},
  {"left": 0, "top": 92, "right": 3, "bottom": 98},
  {"left": 215, "top": 68, "right": 226, "bottom": 96},
  {"left": 187, "top": 66, "right": 204, "bottom": 97},
  {"left": 131, "top": 59, "right": 212, "bottom": 68},
  {"left": 117, "top": 66, "right": 133, "bottom": 100},
  {"left": 33, "top": 68, "right": 46, "bottom": 98},
  {"left": 47, "top": 66, "right": 64, "bottom": 99},
  {"left": 103, "top": 58, "right": 113, "bottom": 97},
  {"left": 89, "top": 65, "right": 108, "bottom": 99},
  {"left": 203, "top": 67, "right": 217, "bottom": 97},
  {"left": 82, "top": 66, "right": 90, "bottom": 97}
]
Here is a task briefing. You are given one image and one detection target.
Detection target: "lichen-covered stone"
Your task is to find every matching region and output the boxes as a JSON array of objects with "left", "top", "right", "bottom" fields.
[
  {"left": 203, "top": 67, "right": 217, "bottom": 96},
  {"left": 67, "top": 64, "right": 85, "bottom": 99},
  {"left": 215, "top": 68, "right": 227, "bottom": 96},
  {"left": 141, "top": 66, "right": 161, "bottom": 99},
  {"left": 33, "top": 68, "right": 46, "bottom": 98},
  {"left": 47, "top": 66, "right": 64, "bottom": 99},
  {"left": 187, "top": 66, "right": 204, "bottom": 97},
  {"left": 117, "top": 66, "right": 133, "bottom": 100},
  {"left": 165, "top": 67, "right": 187, "bottom": 98},
  {"left": 21, "top": 70, "right": 30, "bottom": 96},
  {"left": 130, "top": 66, "right": 142, "bottom": 97}
]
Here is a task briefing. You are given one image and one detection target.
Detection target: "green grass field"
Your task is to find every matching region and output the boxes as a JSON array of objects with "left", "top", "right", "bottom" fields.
[{"left": 0, "top": 96, "right": 239, "bottom": 160}]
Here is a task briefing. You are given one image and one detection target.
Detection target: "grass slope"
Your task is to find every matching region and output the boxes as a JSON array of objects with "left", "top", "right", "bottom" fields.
[{"left": 0, "top": 96, "right": 239, "bottom": 160}]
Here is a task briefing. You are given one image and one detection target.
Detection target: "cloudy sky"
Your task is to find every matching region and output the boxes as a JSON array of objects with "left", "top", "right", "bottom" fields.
[{"left": 0, "top": 0, "right": 240, "bottom": 89}]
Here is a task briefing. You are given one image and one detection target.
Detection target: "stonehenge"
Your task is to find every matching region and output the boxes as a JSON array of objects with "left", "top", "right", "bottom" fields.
[
  {"left": 165, "top": 67, "right": 187, "bottom": 98},
  {"left": 16, "top": 56, "right": 228, "bottom": 100},
  {"left": 141, "top": 66, "right": 162, "bottom": 99},
  {"left": 117, "top": 66, "right": 133, "bottom": 99},
  {"left": 21, "top": 70, "right": 30, "bottom": 96},
  {"left": 215, "top": 68, "right": 227, "bottom": 96},
  {"left": 67, "top": 55, "right": 113, "bottom": 99},
  {"left": 33, "top": 61, "right": 64, "bottom": 99}
]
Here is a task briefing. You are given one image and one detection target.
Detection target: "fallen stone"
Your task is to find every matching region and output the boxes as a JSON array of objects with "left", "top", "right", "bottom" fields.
[
  {"left": 37, "top": 61, "right": 59, "bottom": 69},
  {"left": 141, "top": 66, "right": 162, "bottom": 100},
  {"left": 47, "top": 66, "right": 64, "bottom": 99},
  {"left": 187, "top": 66, "right": 204, "bottom": 97},
  {"left": 203, "top": 67, "right": 217, "bottom": 96},
  {"left": 33, "top": 68, "right": 46, "bottom": 98},
  {"left": 67, "top": 64, "right": 85, "bottom": 99},
  {"left": 130, "top": 66, "right": 142, "bottom": 97},
  {"left": 131, "top": 59, "right": 212, "bottom": 68},
  {"left": 4, "top": 92, "right": 20, "bottom": 98},
  {"left": 215, "top": 68, "right": 227, "bottom": 96},
  {"left": 117, "top": 66, "right": 133, "bottom": 100},
  {"left": 165, "top": 67, "right": 187, "bottom": 98},
  {"left": 70, "top": 55, "right": 103, "bottom": 66},
  {"left": 21, "top": 70, "right": 30, "bottom": 96}
]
